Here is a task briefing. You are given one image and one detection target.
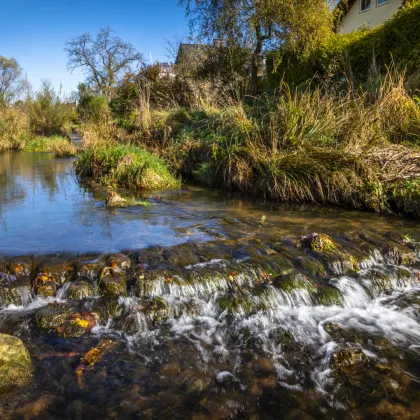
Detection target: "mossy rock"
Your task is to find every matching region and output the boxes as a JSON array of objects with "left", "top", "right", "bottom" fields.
[
  {"left": 35, "top": 305, "right": 72, "bottom": 330},
  {"left": 301, "top": 233, "right": 358, "bottom": 274},
  {"left": 316, "top": 285, "right": 342, "bottom": 306},
  {"left": 106, "top": 254, "right": 131, "bottom": 271},
  {"left": 0, "top": 281, "right": 32, "bottom": 307},
  {"left": 382, "top": 243, "right": 417, "bottom": 266},
  {"left": 0, "top": 334, "right": 33, "bottom": 393},
  {"left": 77, "top": 258, "right": 105, "bottom": 280},
  {"left": 294, "top": 256, "right": 327, "bottom": 278},
  {"left": 99, "top": 268, "right": 127, "bottom": 297},
  {"left": 216, "top": 292, "right": 253, "bottom": 316},
  {"left": 8, "top": 258, "right": 33, "bottom": 278},
  {"left": 323, "top": 323, "right": 362, "bottom": 343},
  {"left": 163, "top": 244, "right": 201, "bottom": 267},
  {"left": 34, "top": 281, "right": 57, "bottom": 297},
  {"left": 67, "top": 280, "right": 95, "bottom": 300},
  {"left": 273, "top": 272, "right": 316, "bottom": 295},
  {"left": 37, "top": 258, "right": 74, "bottom": 285},
  {"left": 331, "top": 347, "right": 368, "bottom": 372},
  {"left": 89, "top": 297, "right": 121, "bottom": 324}
]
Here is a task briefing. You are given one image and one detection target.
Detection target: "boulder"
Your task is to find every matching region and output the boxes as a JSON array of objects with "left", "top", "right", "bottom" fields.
[
  {"left": 0, "top": 334, "right": 33, "bottom": 393},
  {"left": 37, "top": 258, "right": 74, "bottom": 285},
  {"left": 67, "top": 279, "right": 95, "bottom": 300},
  {"left": 99, "top": 267, "right": 127, "bottom": 297}
]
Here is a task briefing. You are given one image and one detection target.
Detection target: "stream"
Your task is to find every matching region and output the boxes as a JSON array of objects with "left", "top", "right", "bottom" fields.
[{"left": 0, "top": 151, "right": 420, "bottom": 419}]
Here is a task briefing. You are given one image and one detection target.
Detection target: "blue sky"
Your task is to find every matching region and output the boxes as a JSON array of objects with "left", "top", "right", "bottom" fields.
[{"left": 0, "top": 0, "right": 189, "bottom": 94}]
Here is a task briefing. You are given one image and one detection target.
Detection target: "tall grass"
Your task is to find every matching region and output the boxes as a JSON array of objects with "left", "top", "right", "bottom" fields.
[
  {"left": 24, "top": 135, "right": 77, "bottom": 157},
  {"left": 75, "top": 144, "right": 180, "bottom": 190}
]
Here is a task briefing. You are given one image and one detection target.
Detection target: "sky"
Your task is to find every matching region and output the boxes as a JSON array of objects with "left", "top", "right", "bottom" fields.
[{"left": 0, "top": 0, "right": 189, "bottom": 94}]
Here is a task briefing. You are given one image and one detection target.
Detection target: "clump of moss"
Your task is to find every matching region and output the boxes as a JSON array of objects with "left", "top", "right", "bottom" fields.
[
  {"left": 304, "top": 233, "right": 340, "bottom": 253},
  {"left": 75, "top": 145, "right": 180, "bottom": 190}
]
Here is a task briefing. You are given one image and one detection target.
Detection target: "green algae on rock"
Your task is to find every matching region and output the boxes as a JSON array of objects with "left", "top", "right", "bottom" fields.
[
  {"left": 67, "top": 279, "right": 95, "bottom": 300},
  {"left": 0, "top": 334, "right": 33, "bottom": 393},
  {"left": 99, "top": 267, "right": 127, "bottom": 297}
]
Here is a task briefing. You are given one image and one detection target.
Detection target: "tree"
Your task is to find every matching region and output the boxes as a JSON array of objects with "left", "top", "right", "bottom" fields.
[
  {"left": 65, "top": 27, "right": 143, "bottom": 101},
  {"left": 179, "top": 0, "right": 334, "bottom": 95},
  {"left": 0, "top": 56, "right": 26, "bottom": 107}
]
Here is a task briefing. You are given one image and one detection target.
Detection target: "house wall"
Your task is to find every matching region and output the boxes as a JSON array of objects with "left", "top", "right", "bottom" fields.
[{"left": 338, "top": 0, "right": 403, "bottom": 34}]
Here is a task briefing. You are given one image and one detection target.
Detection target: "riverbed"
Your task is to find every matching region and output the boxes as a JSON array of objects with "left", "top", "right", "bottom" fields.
[{"left": 0, "top": 151, "right": 419, "bottom": 419}]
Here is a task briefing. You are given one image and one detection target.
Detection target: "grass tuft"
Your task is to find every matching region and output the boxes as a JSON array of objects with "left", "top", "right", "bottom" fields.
[{"left": 75, "top": 144, "right": 180, "bottom": 190}]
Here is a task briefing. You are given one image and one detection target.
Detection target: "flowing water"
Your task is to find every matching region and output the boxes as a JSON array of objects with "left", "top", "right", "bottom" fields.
[{"left": 0, "top": 151, "right": 420, "bottom": 419}]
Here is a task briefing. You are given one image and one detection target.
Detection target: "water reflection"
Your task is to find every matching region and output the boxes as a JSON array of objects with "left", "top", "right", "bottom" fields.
[{"left": 0, "top": 151, "right": 419, "bottom": 256}]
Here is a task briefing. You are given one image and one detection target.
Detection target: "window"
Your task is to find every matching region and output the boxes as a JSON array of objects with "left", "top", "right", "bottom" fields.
[
  {"left": 377, "top": 0, "right": 389, "bottom": 5},
  {"left": 360, "top": 0, "right": 371, "bottom": 11}
]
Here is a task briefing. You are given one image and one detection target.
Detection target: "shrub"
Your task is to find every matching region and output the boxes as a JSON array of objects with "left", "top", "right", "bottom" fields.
[
  {"left": 268, "top": 1, "right": 420, "bottom": 88},
  {"left": 0, "top": 108, "right": 30, "bottom": 151}
]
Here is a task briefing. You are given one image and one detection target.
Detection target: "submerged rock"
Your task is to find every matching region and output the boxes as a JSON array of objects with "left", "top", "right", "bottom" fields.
[
  {"left": 35, "top": 305, "right": 72, "bottom": 330},
  {"left": 56, "top": 312, "right": 98, "bottom": 338},
  {"left": 332, "top": 347, "right": 368, "bottom": 371},
  {"left": 0, "top": 279, "right": 32, "bottom": 307},
  {"left": 0, "top": 334, "right": 33, "bottom": 393}
]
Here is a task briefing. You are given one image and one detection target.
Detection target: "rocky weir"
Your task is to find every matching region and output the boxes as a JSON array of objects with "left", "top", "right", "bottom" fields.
[{"left": 0, "top": 230, "right": 419, "bottom": 418}]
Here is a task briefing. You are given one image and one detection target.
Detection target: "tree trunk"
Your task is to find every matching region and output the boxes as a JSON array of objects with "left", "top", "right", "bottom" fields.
[{"left": 249, "top": 25, "right": 263, "bottom": 96}]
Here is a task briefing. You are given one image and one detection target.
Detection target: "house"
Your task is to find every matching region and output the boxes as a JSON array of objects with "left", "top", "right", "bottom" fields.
[
  {"left": 158, "top": 62, "right": 175, "bottom": 79},
  {"left": 337, "top": 0, "right": 403, "bottom": 34}
]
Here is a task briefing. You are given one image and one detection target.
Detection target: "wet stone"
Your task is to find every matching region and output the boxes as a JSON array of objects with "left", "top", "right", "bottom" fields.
[
  {"left": 0, "top": 279, "right": 32, "bottom": 307},
  {"left": 6, "top": 257, "right": 33, "bottom": 279},
  {"left": 35, "top": 305, "right": 72, "bottom": 331},
  {"left": 315, "top": 285, "right": 342, "bottom": 306},
  {"left": 106, "top": 254, "right": 131, "bottom": 271},
  {"left": 0, "top": 334, "right": 33, "bottom": 393},
  {"left": 77, "top": 258, "right": 106, "bottom": 280},
  {"left": 294, "top": 256, "right": 327, "bottom": 278},
  {"left": 33, "top": 273, "right": 57, "bottom": 297},
  {"left": 273, "top": 271, "right": 316, "bottom": 295},
  {"left": 37, "top": 258, "right": 74, "bottom": 285},
  {"left": 67, "top": 279, "right": 95, "bottom": 300},
  {"left": 56, "top": 312, "right": 98, "bottom": 338},
  {"left": 332, "top": 347, "right": 368, "bottom": 371},
  {"left": 99, "top": 267, "right": 127, "bottom": 297},
  {"left": 163, "top": 243, "right": 201, "bottom": 267}
]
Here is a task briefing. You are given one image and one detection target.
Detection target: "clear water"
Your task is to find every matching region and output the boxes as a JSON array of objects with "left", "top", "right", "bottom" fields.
[
  {"left": 1, "top": 151, "right": 420, "bottom": 419},
  {"left": 1, "top": 151, "right": 419, "bottom": 256}
]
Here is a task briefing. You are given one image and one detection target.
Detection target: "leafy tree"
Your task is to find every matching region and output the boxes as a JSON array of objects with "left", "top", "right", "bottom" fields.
[
  {"left": 65, "top": 27, "right": 143, "bottom": 101},
  {"left": 0, "top": 56, "right": 26, "bottom": 107},
  {"left": 180, "top": 0, "right": 334, "bottom": 94}
]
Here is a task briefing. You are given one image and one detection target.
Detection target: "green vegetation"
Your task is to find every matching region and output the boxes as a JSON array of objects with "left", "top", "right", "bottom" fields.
[
  {"left": 269, "top": 1, "right": 420, "bottom": 88},
  {"left": 24, "top": 135, "right": 77, "bottom": 157},
  {"left": 75, "top": 144, "right": 180, "bottom": 190},
  {"left": 1, "top": 2, "right": 419, "bottom": 210}
]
